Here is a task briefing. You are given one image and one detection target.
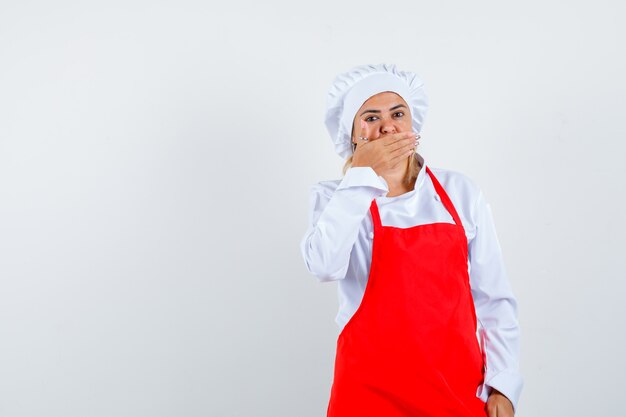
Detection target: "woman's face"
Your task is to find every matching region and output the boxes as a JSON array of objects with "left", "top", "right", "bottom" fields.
[{"left": 351, "top": 91, "right": 412, "bottom": 144}]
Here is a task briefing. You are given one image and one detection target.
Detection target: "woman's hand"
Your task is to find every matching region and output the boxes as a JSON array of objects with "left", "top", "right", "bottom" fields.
[
  {"left": 352, "top": 121, "right": 418, "bottom": 177},
  {"left": 486, "top": 389, "right": 515, "bottom": 417}
]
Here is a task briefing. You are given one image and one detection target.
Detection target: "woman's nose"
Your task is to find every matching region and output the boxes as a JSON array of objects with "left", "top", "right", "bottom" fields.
[{"left": 380, "top": 121, "right": 398, "bottom": 135}]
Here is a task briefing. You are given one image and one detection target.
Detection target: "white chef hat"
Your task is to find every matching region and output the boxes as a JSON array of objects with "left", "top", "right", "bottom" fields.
[{"left": 324, "top": 63, "right": 428, "bottom": 159}]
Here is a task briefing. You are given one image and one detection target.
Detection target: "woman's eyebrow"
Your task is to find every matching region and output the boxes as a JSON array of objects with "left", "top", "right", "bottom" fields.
[
  {"left": 359, "top": 109, "right": 381, "bottom": 116},
  {"left": 389, "top": 104, "right": 407, "bottom": 111},
  {"left": 360, "top": 104, "right": 407, "bottom": 116}
]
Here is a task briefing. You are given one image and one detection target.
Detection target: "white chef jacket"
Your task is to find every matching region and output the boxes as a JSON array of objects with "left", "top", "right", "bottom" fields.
[{"left": 300, "top": 152, "right": 523, "bottom": 412}]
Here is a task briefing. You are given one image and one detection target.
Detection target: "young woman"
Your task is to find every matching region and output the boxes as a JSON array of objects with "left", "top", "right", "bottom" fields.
[{"left": 300, "top": 64, "right": 523, "bottom": 417}]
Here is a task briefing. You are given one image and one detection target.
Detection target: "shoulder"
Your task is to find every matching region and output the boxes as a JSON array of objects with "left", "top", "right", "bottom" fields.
[
  {"left": 426, "top": 166, "right": 483, "bottom": 232},
  {"left": 427, "top": 166, "right": 482, "bottom": 201},
  {"left": 309, "top": 178, "right": 341, "bottom": 200}
]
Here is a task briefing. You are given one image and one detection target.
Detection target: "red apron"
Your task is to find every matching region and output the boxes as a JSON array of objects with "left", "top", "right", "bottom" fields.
[{"left": 327, "top": 166, "right": 487, "bottom": 417}]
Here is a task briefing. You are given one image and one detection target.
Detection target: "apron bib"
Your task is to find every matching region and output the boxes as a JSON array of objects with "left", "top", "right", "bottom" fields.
[{"left": 327, "top": 167, "right": 487, "bottom": 417}]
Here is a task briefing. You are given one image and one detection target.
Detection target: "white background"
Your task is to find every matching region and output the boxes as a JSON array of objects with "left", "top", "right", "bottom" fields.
[{"left": 1, "top": 1, "right": 625, "bottom": 416}]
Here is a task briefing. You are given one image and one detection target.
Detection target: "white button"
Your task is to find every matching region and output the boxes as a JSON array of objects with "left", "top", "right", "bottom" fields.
[
  {"left": 368, "top": 231, "right": 374, "bottom": 239},
  {"left": 434, "top": 194, "right": 441, "bottom": 201}
]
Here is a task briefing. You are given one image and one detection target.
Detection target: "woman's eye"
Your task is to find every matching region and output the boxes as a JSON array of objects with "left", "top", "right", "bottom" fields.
[
  {"left": 394, "top": 112, "right": 404, "bottom": 118},
  {"left": 365, "top": 116, "right": 378, "bottom": 122}
]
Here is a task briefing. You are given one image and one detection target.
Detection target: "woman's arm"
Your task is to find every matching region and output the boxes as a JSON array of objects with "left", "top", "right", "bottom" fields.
[
  {"left": 300, "top": 167, "right": 388, "bottom": 282},
  {"left": 468, "top": 188, "right": 524, "bottom": 413}
]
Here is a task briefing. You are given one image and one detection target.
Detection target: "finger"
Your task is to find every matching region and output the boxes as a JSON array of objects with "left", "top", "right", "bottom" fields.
[
  {"left": 382, "top": 131, "right": 418, "bottom": 147},
  {"left": 359, "top": 120, "right": 369, "bottom": 139},
  {"left": 385, "top": 135, "right": 418, "bottom": 155},
  {"left": 388, "top": 143, "right": 416, "bottom": 168},
  {"left": 353, "top": 120, "right": 369, "bottom": 150}
]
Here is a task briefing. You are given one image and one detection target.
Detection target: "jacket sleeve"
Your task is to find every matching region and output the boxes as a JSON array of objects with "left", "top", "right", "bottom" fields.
[
  {"left": 300, "top": 167, "right": 388, "bottom": 282},
  {"left": 468, "top": 188, "right": 524, "bottom": 412}
]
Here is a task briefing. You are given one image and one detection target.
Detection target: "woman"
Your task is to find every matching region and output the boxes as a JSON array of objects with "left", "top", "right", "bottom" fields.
[{"left": 300, "top": 64, "right": 523, "bottom": 417}]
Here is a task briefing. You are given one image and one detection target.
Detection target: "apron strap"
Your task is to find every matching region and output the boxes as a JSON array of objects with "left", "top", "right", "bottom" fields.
[
  {"left": 426, "top": 166, "right": 464, "bottom": 229},
  {"left": 369, "top": 199, "right": 383, "bottom": 231}
]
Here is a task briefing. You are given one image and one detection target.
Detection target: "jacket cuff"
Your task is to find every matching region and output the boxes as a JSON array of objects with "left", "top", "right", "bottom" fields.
[
  {"left": 477, "top": 369, "right": 524, "bottom": 413},
  {"left": 336, "top": 167, "right": 388, "bottom": 194}
]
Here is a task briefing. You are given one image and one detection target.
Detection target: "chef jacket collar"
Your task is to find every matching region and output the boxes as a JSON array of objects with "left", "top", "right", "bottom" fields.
[{"left": 414, "top": 152, "right": 426, "bottom": 191}]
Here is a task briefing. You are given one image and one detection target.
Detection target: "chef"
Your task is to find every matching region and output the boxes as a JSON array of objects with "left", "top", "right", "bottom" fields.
[{"left": 300, "top": 63, "right": 523, "bottom": 417}]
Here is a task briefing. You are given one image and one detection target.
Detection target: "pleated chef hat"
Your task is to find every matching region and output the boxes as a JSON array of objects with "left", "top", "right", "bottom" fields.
[{"left": 324, "top": 63, "right": 428, "bottom": 159}]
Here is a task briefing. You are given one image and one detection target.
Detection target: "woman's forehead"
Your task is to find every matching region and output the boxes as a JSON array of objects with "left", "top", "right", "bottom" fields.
[
  {"left": 355, "top": 92, "right": 410, "bottom": 118},
  {"left": 360, "top": 91, "right": 407, "bottom": 108}
]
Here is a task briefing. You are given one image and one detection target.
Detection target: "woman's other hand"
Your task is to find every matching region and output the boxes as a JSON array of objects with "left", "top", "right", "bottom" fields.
[
  {"left": 352, "top": 120, "right": 417, "bottom": 177},
  {"left": 486, "top": 389, "right": 515, "bottom": 416}
]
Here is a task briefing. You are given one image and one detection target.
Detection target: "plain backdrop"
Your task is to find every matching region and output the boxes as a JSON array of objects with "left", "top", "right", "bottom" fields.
[{"left": 1, "top": 1, "right": 625, "bottom": 416}]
